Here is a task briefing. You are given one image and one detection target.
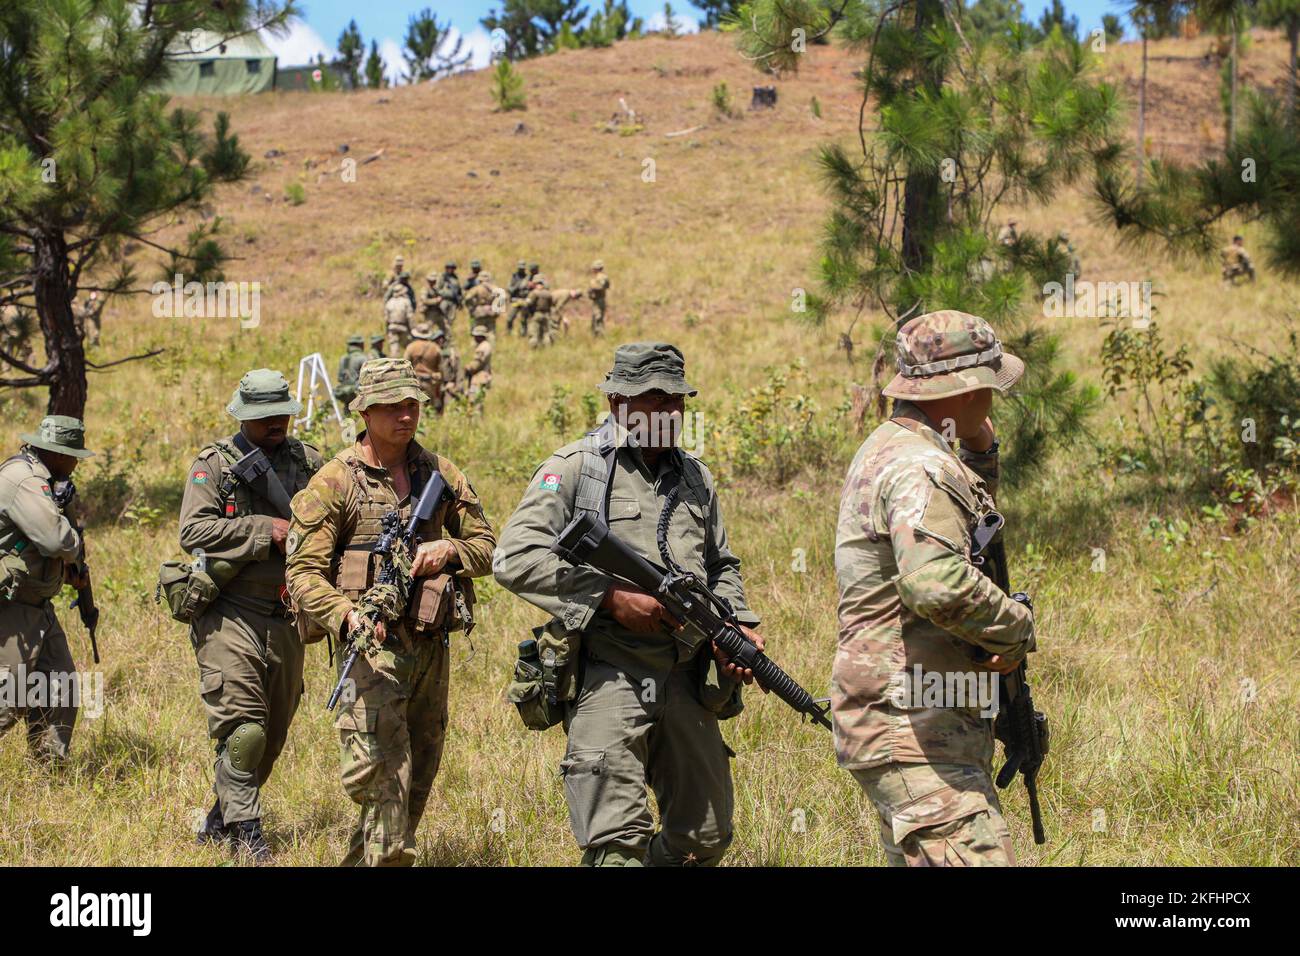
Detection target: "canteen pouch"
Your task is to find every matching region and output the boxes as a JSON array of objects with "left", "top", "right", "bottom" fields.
[
  {"left": 696, "top": 649, "right": 745, "bottom": 721},
  {"left": 507, "top": 619, "right": 581, "bottom": 731},
  {"left": 156, "top": 560, "right": 219, "bottom": 625},
  {"left": 405, "top": 573, "right": 477, "bottom": 634}
]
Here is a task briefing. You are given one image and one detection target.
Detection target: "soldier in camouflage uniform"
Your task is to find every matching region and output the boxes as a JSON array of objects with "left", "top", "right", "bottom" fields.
[
  {"left": 833, "top": 311, "right": 1036, "bottom": 867},
  {"left": 179, "top": 370, "right": 323, "bottom": 860},
  {"left": 506, "top": 260, "right": 529, "bottom": 336},
  {"left": 587, "top": 260, "right": 610, "bottom": 336},
  {"left": 464, "top": 325, "right": 493, "bottom": 403},
  {"left": 334, "top": 335, "right": 368, "bottom": 408},
  {"left": 368, "top": 335, "right": 386, "bottom": 360},
  {"left": 385, "top": 268, "right": 416, "bottom": 310},
  {"left": 464, "top": 259, "right": 483, "bottom": 291},
  {"left": 1221, "top": 235, "right": 1255, "bottom": 283},
  {"left": 385, "top": 282, "right": 415, "bottom": 358},
  {"left": 285, "top": 359, "right": 496, "bottom": 867},
  {"left": 75, "top": 291, "right": 104, "bottom": 347},
  {"left": 494, "top": 343, "right": 763, "bottom": 866},
  {"left": 0, "top": 416, "right": 93, "bottom": 763},
  {"left": 435, "top": 262, "right": 463, "bottom": 332},
  {"left": 525, "top": 275, "right": 555, "bottom": 349},
  {"left": 403, "top": 323, "right": 445, "bottom": 414},
  {"left": 462, "top": 270, "right": 503, "bottom": 339},
  {"left": 419, "top": 273, "right": 448, "bottom": 343}
]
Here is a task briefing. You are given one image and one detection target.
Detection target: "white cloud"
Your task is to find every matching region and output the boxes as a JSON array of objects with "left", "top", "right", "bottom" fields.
[
  {"left": 459, "top": 27, "right": 495, "bottom": 71},
  {"left": 644, "top": 11, "right": 700, "bottom": 34},
  {"left": 379, "top": 37, "right": 405, "bottom": 85},
  {"left": 260, "top": 19, "right": 331, "bottom": 67}
]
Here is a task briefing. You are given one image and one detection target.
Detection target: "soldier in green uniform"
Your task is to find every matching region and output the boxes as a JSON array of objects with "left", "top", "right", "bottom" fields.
[
  {"left": 179, "top": 369, "right": 323, "bottom": 860},
  {"left": 286, "top": 359, "right": 496, "bottom": 867},
  {"left": 587, "top": 260, "right": 610, "bottom": 337},
  {"left": 464, "top": 259, "right": 483, "bottom": 291},
  {"left": 435, "top": 262, "right": 462, "bottom": 333},
  {"left": 493, "top": 343, "right": 763, "bottom": 866},
  {"left": 368, "top": 335, "right": 385, "bottom": 360},
  {"left": 506, "top": 260, "right": 529, "bottom": 336},
  {"left": 0, "top": 416, "right": 93, "bottom": 763},
  {"left": 833, "top": 311, "right": 1036, "bottom": 867},
  {"left": 334, "top": 335, "right": 368, "bottom": 408},
  {"left": 525, "top": 274, "right": 555, "bottom": 349}
]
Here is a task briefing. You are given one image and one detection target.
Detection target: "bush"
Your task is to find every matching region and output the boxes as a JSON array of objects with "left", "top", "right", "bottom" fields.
[
  {"left": 284, "top": 182, "right": 306, "bottom": 206},
  {"left": 491, "top": 59, "right": 526, "bottom": 113}
]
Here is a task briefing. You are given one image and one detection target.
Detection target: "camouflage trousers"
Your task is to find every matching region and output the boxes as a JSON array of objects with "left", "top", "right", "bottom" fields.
[
  {"left": 385, "top": 327, "right": 411, "bottom": 358},
  {"left": 851, "top": 761, "right": 1015, "bottom": 866},
  {"left": 528, "top": 313, "right": 554, "bottom": 349},
  {"left": 590, "top": 298, "right": 606, "bottom": 336},
  {"left": 561, "top": 656, "right": 735, "bottom": 866},
  {"left": 0, "top": 601, "right": 78, "bottom": 761},
  {"left": 192, "top": 594, "right": 304, "bottom": 826},
  {"left": 334, "top": 632, "right": 449, "bottom": 867},
  {"left": 507, "top": 300, "right": 527, "bottom": 335}
]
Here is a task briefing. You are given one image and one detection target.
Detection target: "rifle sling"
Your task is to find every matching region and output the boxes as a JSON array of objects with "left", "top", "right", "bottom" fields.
[{"left": 230, "top": 432, "right": 294, "bottom": 520}]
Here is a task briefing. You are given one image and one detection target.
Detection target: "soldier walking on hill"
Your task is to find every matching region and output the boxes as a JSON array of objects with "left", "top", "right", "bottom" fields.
[
  {"left": 507, "top": 260, "right": 529, "bottom": 337},
  {"left": 75, "top": 291, "right": 104, "bottom": 348},
  {"left": 463, "top": 270, "right": 503, "bottom": 339},
  {"left": 465, "top": 260, "right": 483, "bottom": 291},
  {"left": 464, "top": 325, "right": 493, "bottom": 405},
  {"left": 286, "top": 359, "right": 496, "bottom": 867},
  {"left": 180, "top": 370, "right": 323, "bottom": 861},
  {"left": 404, "top": 323, "right": 446, "bottom": 414},
  {"left": 525, "top": 275, "right": 555, "bottom": 349},
  {"left": 0, "top": 416, "right": 94, "bottom": 765},
  {"left": 436, "top": 262, "right": 463, "bottom": 332},
  {"left": 832, "top": 311, "right": 1036, "bottom": 867},
  {"left": 588, "top": 260, "right": 610, "bottom": 336},
  {"left": 385, "top": 283, "right": 415, "bottom": 358}
]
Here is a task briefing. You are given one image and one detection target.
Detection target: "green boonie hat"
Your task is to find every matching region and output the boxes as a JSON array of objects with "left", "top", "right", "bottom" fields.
[
  {"left": 347, "top": 334, "right": 364, "bottom": 347},
  {"left": 369, "top": 334, "right": 384, "bottom": 345},
  {"left": 349, "top": 358, "right": 430, "bottom": 412},
  {"left": 471, "top": 324, "right": 490, "bottom": 337},
  {"left": 20, "top": 415, "right": 93, "bottom": 459},
  {"left": 431, "top": 327, "right": 446, "bottom": 340},
  {"left": 445, "top": 261, "right": 457, "bottom": 269},
  {"left": 882, "top": 310, "right": 1024, "bottom": 401},
  {"left": 226, "top": 368, "right": 302, "bottom": 421},
  {"left": 598, "top": 342, "right": 697, "bottom": 398},
  {"left": 529, "top": 262, "right": 539, "bottom": 271},
  {"left": 470, "top": 259, "right": 481, "bottom": 269}
]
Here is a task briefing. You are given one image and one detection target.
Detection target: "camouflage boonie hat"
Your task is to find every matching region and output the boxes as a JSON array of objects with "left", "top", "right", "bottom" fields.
[
  {"left": 598, "top": 342, "right": 698, "bottom": 398},
  {"left": 426, "top": 272, "right": 438, "bottom": 282},
  {"left": 411, "top": 322, "right": 433, "bottom": 339},
  {"left": 349, "top": 358, "right": 430, "bottom": 412},
  {"left": 592, "top": 259, "right": 604, "bottom": 270},
  {"left": 20, "top": 415, "right": 93, "bottom": 459},
  {"left": 431, "top": 328, "right": 446, "bottom": 341},
  {"left": 516, "top": 260, "right": 527, "bottom": 270},
  {"left": 393, "top": 255, "right": 404, "bottom": 266},
  {"left": 882, "top": 310, "right": 1024, "bottom": 400},
  {"left": 347, "top": 334, "right": 364, "bottom": 347},
  {"left": 226, "top": 368, "right": 302, "bottom": 421},
  {"left": 478, "top": 271, "right": 493, "bottom": 283},
  {"left": 532, "top": 274, "right": 547, "bottom": 287},
  {"left": 471, "top": 324, "right": 490, "bottom": 337}
]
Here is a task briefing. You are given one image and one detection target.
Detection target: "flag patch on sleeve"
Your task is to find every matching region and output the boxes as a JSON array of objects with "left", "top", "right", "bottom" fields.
[
  {"left": 192, "top": 471, "right": 208, "bottom": 484},
  {"left": 539, "top": 473, "right": 561, "bottom": 491}
]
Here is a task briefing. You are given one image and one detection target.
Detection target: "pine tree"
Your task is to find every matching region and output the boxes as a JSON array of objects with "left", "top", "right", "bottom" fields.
[
  {"left": 365, "top": 39, "right": 387, "bottom": 89},
  {"left": 403, "top": 7, "right": 470, "bottom": 82},
  {"left": 482, "top": 1, "right": 590, "bottom": 59},
  {"left": 490, "top": 58, "right": 528, "bottom": 111},
  {"left": 738, "top": 1, "right": 1125, "bottom": 477},
  {"left": 0, "top": 0, "right": 296, "bottom": 417},
  {"left": 337, "top": 19, "right": 364, "bottom": 89},
  {"left": 1259, "top": 0, "right": 1300, "bottom": 125}
]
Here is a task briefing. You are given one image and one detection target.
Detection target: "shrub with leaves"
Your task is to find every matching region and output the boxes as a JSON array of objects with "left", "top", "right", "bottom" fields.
[{"left": 490, "top": 58, "right": 527, "bottom": 112}]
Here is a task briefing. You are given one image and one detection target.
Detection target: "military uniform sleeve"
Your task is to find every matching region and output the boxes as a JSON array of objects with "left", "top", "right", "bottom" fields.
[
  {"left": 438, "top": 464, "right": 496, "bottom": 578},
  {"left": 177, "top": 450, "right": 273, "bottom": 563},
  {"left": 493, "top": 454, "right": 613, "bottom": 633},
  {"left": 702, "top": 472, "right": 760, "bottom": 628},
  {"left": 2, "top": 471, "right": 80, "bottom": 560},
  {"left": 285, "top": 466, "right": 354, "bottom": 640},
  {"left": 885, "top": 463, "right": 1034, "bottom": 661}
]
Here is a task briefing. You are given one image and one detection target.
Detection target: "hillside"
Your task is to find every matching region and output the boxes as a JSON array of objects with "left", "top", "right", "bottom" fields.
[{"left": 0, "top": 29, "right": 1296, "bottom": 867}]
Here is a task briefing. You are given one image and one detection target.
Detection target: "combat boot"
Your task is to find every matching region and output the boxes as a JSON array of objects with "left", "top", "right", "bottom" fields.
[
  {"left": 195, "top": 798, "right": 229, "bottom": 846},
  {"left": 231, "top": 819, "right": 272, "bottom": 862}
]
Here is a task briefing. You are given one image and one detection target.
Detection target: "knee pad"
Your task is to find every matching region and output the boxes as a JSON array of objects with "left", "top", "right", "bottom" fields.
[
  {"left": 645, "top": 830, "right": 731, "bottom": 867},
  {"left": 224, "top": 722, "right": 267, "bottom": 773},
  {"left": 580, "top": 844, "right": 645, "bottom": 867}
]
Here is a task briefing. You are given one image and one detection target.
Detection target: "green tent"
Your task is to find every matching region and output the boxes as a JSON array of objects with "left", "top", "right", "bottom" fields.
[{"left": 156, "top": 30, "right": 277, "bottom": 95}]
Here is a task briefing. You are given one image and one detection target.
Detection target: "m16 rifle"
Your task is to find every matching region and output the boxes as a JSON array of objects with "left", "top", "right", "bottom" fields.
[
  {"left": 551, "top": 507, "right": 832, "bottom": 731},
  {"left": 971, "top": 511, "right": 1049, "bottom": 845},
  {"left": 51, "top": 479, "right": 99, "bottom": 664},
  {"left": 327, "top": 472, "right": 451, "bottom": 711}
]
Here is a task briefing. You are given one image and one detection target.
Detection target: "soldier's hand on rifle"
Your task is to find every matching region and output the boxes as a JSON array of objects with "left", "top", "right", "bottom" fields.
[
  {"left": 714, "top": 626, "right": 768, "bottom": 689},
  {"left": 347, "top": 609, "right": 386, "bottom": 647},
  {"left": 410, "top": 539, "right": 457, "bottom": 577},
  {"left": 63, "top": 562, "right": 90, "bottom": 590},
  {"left": 271, "top": 518, "right": 290, "bottom": 553},
  {"left": 601, "top": 583, "right": 682, "bottom": 634}
]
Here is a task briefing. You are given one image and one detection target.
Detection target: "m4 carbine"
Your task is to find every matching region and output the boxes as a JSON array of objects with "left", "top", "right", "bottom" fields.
[
  {"left": 326, "top": 472, "right": 451, "bottom": 711},
  {"left": 52, "top": 479, "right": 100, "bottom": 664},
  {"left": 552, "top": 510, "right": 832, "bottom": 731},
  {"left": 971, "top": 511, "right": 1049, "bottom": 845}
]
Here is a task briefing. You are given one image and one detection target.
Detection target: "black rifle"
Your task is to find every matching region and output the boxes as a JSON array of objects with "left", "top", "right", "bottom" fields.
[
  {"left": 971, "top": 511, "right": 1049, "bottom": 845},
  {"left": 552, "top": 511, "right": 832, "bottom": 730},
  {"left": 327, "top": 472, "right": 451, "bottom": 711},
  {"left": 52, "top": 479, "right": 100, "bottom": 664}
]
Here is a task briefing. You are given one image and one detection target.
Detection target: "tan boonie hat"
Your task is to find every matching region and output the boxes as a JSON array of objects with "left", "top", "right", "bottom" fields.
[
  {"left": 881, "top": 310, "right": 1024, "bottom": 400},
  {"left": 20, "top": 415, "right": 93, "bottom": 459},
  {"left": 598, "top": 342, "right": 698, "bottom": 397},
  {"left": 471, "top": 324, "right": 490, "bottom": 337},
  {"left": 226, "top": 368, "right": 302, "bottom": 421},
  {"left": 349, "top": 358, "right": 430, "bottom": 412}
]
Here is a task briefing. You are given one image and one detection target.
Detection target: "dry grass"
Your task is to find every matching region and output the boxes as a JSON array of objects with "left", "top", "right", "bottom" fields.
[{"left": 0, "top": 30, "right": 1296, "bottom": 866}]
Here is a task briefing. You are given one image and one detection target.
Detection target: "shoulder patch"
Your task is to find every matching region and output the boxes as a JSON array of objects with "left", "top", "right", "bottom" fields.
[
  {"left": 192, "top": 470, "right": 209, "bottom": 484},
  {"left": 539, "top": 472, "right": 562, "bottom": 491}
]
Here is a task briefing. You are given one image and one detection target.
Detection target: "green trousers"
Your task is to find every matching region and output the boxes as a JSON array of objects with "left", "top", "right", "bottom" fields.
[
  {"left": 0, "top": 601, "right": 77, "bottom": 761},
  {"left": 333, "top": 633, "right": 449, "bottom": 867},
  {"left": 561, "top": 655, "right": 735, "bottom": 866},
  {"left": 192, "top": 594, "right": 304, "bottom": 826}
]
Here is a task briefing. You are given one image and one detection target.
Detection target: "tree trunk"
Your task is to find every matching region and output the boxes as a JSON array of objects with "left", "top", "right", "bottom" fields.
[
  {"left": 1137, "top": 32, "right": 1148, "bottom": 188},
  {"left": 1228, "top": 22, "right": 1238, "bottom": 148},
  {"left": 1289, "top": 17, "right": 1298, "bottom": 129},
  {"left": 33, "top": 230, "right": 87, "bottom": 418},
  {"left": 900, "top": 0, "right": 945, "bottom": 279}
]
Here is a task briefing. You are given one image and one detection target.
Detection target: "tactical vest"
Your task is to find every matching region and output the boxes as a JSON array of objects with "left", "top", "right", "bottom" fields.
[
  {"left": 0, "top": 452, "right": 71, "bottom": 604},
  {"left": 573, "top": 418, "right": 711, "bottom": 522},
  {"left": 332, "top": 453, "right": 474, "bottom": 635},
  {"left": 529, "top": 289, "right": 553, "bottom": 316}
]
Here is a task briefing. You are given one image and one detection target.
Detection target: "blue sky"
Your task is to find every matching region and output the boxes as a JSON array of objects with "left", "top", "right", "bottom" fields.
[{"left": 265, "top": 1, "right": 1124, "bottom": 77}]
